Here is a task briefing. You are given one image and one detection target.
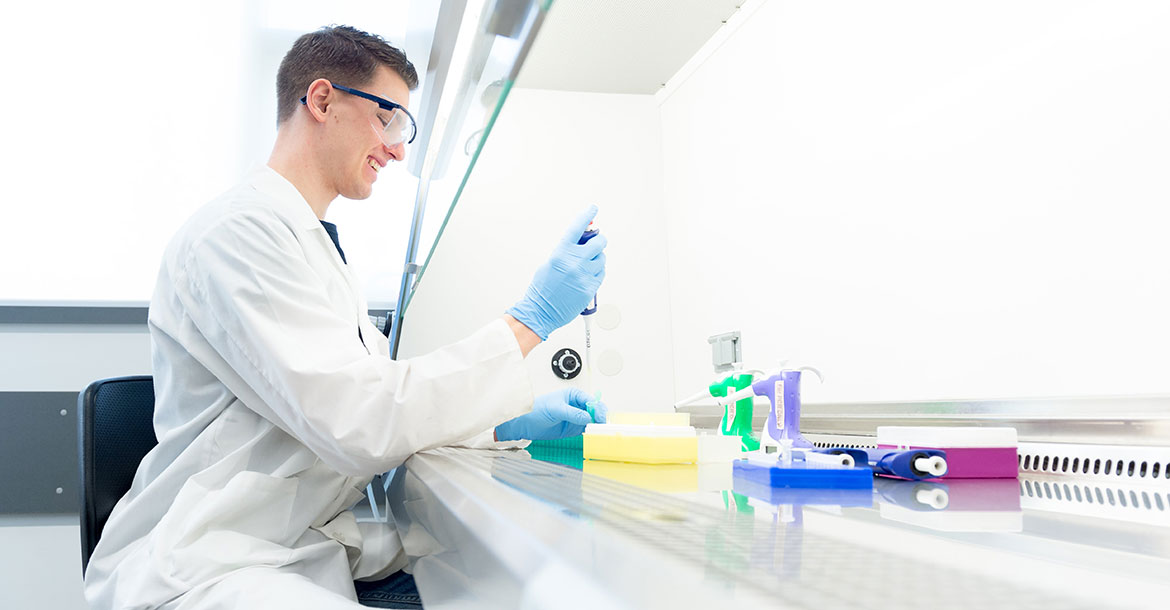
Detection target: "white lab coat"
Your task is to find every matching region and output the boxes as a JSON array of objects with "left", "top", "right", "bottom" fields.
[{"left": 84, "top": 166, "right": 534, "bottom": 609}]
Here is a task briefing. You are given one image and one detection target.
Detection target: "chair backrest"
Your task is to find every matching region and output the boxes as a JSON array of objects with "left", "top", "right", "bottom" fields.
[{"left": 78, "top": 376, "right": 157, "bottom": 575}]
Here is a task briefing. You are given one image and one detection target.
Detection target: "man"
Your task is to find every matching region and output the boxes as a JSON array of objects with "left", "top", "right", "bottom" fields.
[{"left": 84, "top": 25, "right": 607, "bottom": 609}]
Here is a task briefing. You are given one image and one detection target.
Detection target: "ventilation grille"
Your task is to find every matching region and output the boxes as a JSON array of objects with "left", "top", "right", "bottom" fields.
[
  {"left": 1018, "top": 442, "right": 1170, "bottom": 484},
  {"left": 807, "top": 434, "right": 877, "bottom": 449},
  {"left": 808, "top": 437, "right": 1170, "bottom": 486},
  {"left": 1021, "top": 454, "right": 1168, "bottom": 479}
]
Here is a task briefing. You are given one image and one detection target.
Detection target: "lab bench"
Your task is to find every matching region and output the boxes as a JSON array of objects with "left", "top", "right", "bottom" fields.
[
  {"left": 386, "top": 440, "right": 1170, "bottom": 609},
  {"left": 386, "top": 442, "right": 1170, "bottom": 608}
]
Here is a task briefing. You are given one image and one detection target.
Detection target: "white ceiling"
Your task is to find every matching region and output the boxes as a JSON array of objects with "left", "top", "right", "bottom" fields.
[{"left": 516, "top": 0, "right": 745, "bottom": 94}]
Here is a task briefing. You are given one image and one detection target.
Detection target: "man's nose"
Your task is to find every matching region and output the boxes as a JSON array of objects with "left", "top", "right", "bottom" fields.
[{"left": 385, "top": 141, "right": 406, "bottom": 163}]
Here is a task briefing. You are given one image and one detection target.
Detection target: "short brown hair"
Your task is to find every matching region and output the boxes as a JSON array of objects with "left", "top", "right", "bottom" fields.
[{"left": 276, "top": 25, "right": 419, "bottom": 124}]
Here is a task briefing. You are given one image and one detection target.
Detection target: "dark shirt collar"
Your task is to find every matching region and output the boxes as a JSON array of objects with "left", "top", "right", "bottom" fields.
[{"left": 319, "top": 220, "right": 346, "bottom": 264}]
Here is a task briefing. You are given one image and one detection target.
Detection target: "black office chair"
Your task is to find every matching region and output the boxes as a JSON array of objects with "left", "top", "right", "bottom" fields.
[
  {"left": 78, "top": 375, "right": 157, "bottom": 576},
  {"left": 76, "top": 375, "right": 421, "bottom": 608}
]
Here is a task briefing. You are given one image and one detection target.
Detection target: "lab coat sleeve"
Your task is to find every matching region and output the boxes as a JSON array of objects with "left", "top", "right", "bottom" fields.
[{"left": 174, "top": 209, "right": 535, "bottom": 475}]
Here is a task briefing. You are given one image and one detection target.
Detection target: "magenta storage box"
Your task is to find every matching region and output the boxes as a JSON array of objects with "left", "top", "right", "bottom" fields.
[{"left": 877, "top": 426, "right": 1018, "bottom": 479}]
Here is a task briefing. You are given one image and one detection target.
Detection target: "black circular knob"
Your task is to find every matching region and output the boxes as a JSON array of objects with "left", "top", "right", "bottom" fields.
[{"left": 551, "top": 348, "right": 582, "bottom": 379}]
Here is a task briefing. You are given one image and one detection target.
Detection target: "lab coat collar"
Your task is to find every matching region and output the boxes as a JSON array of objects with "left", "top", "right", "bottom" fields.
[
  {"left": 245, "top": 165, "right": 364, "bottom": 326},
  {"left": 247, "top": 164, "right": 327, "bottom": 231}
]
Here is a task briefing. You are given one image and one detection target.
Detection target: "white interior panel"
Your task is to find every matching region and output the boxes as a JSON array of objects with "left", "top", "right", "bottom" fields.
[
  {"left": 0, "top": 520, "right": 87, "bottom": 610},
  {"left": 517, "top": 0, "right": 744, "bottom": 94},
  {"left": 658, "top": 0, "right": 1170, "bottom": 402},
  {"left": 0, "top": 328, "right": 150, "bottom": 392},
  {"left": 398, "top": 88, "right": 675, "bottom": 411}
]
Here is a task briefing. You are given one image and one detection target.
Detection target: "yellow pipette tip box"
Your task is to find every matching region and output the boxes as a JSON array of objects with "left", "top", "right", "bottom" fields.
[
  {"left": 583, "top": 424, "right": 698, "bottom": 464},
  {"left": 607, "top": 412, "right": 691, "bottom": 426}
]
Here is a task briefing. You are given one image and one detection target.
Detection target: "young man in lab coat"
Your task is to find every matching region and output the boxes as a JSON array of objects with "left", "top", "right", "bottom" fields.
[{"left": 84, "top": 25, "right": 606, "bottom": 609}]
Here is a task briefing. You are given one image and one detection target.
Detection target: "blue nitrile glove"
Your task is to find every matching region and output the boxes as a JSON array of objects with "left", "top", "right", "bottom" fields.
[
  {"left": 495, "top": 388, "right": 609, "bottom": 441},
  {"left": 505, "top": 206, "right": 607, "bottom": 340}
]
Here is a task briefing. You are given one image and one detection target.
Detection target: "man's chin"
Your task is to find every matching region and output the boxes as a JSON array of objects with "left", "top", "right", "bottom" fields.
[{"left": 341, "top": 186, "right": 374, "bottom": 201}]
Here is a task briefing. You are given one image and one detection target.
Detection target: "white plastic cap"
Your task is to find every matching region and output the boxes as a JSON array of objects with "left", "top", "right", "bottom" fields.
[{"left": 914, "top": 455, "right": 948, "bottom": 477}]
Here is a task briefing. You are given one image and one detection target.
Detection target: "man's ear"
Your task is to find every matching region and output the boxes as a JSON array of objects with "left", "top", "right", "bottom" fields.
[{"left": 304, "top": 78, "right": 333, "bottom": 123}]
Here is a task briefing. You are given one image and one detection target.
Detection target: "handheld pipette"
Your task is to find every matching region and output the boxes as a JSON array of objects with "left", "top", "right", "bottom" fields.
[
  {"left": 815, "top": 447, "right": 948, "bottom": 480},
  {"left": 715, "top": 365, "right": 823, "bottom": 452},
  {"left": 864, "top": 448, "right": 948, "bottom": 479},
  {"left": 578, "top": 221, "right": 600, "bottom": 419}
]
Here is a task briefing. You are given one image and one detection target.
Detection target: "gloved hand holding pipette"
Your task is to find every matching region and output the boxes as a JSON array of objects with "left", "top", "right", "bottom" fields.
[
  {"left": 495, "top": 388, "right": 609, "bottom": 441},
  {"left": 501, "top": 207, "right": 608, "bottom": 441},
  {"left": 506, "top": 206, "right": 607, "bottom": 340}
]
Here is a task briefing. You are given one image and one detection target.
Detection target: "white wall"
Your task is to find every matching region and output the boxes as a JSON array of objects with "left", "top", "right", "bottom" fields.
[
  {"left": 0, "top": 518, "right": 88, "bottom": 610},
  {"left": 0, "top": 326, "right": 151, "bottom": 392},
  {"left": 399, "top": 88, "right": 676, "bottom": 411},
  {"left": 0, "top": 325, "right": 149, "bottom": 610},
  {"left": 0, "top": 1, "right": 417, "bottom": 305},
  {"left": 659, "top": 0, "right": 1170, "bottom": 402}
]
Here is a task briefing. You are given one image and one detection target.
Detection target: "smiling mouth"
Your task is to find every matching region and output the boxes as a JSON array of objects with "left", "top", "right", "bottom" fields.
[{"left": 367, "top": 157, "right": 381, "bottom": 173}]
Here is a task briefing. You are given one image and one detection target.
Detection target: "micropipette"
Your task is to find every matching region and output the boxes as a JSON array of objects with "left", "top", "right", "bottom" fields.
[
  {"left": 578, "top": 221, "right": 600, "bottom": 418},
  {"left": 815, "top": 447, "right": 948, "bottom": 480}
]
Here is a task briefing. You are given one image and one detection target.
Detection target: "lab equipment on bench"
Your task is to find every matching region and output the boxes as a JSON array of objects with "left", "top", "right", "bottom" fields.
[
  {"left": 711, "top": 372, "right": 760, "bottom": 451},
  {"left": 715, "top": 364, "right": 823, "bottom": 454},
  {"left": 798, "top": 448, "right": 859, "bottom": 468},
  {"left": 582, "top": 423, "right": 745, "bottom": 465},
  {"left": 577, "top": 220, "right": 601, "bottom": 409},
  {"left": 877, "top": 426, "right": 1019, "bottom": 479},
  {"left": 577, "top": 220, "right": 600, "bottom": 316},
  {"left": 583, "top": 424, "right": 699, "bottom": 464},
  {"left": 723, "top": 363, "right": 872, "bottom": 496},
  {"left": 673, "top": 332, "right": 762, "bottom": 451},
  {"left": 733, "top": 457, "right": 873, "bottom": 495},
  {"left": 706, "top": 331, "right": 743, "bottom": 373},
  {"left": 815, "top": 447, "right": 949, "bottom": 480},
  {"left": 733, "top": 432, "right": 871, "bottom": 492},
  {"left": 674, "top": 369, "right": 764, "bottom": 452}
]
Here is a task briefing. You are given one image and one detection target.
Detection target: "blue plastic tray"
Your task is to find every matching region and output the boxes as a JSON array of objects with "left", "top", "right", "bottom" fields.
[{"left": 733, "top": 459, "right": 874, "bottom": 490}]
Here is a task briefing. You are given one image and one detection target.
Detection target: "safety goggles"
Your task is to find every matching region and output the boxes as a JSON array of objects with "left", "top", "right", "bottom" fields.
[{"left": 301, "top": 83, "right": 417, "bottom": 146}]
